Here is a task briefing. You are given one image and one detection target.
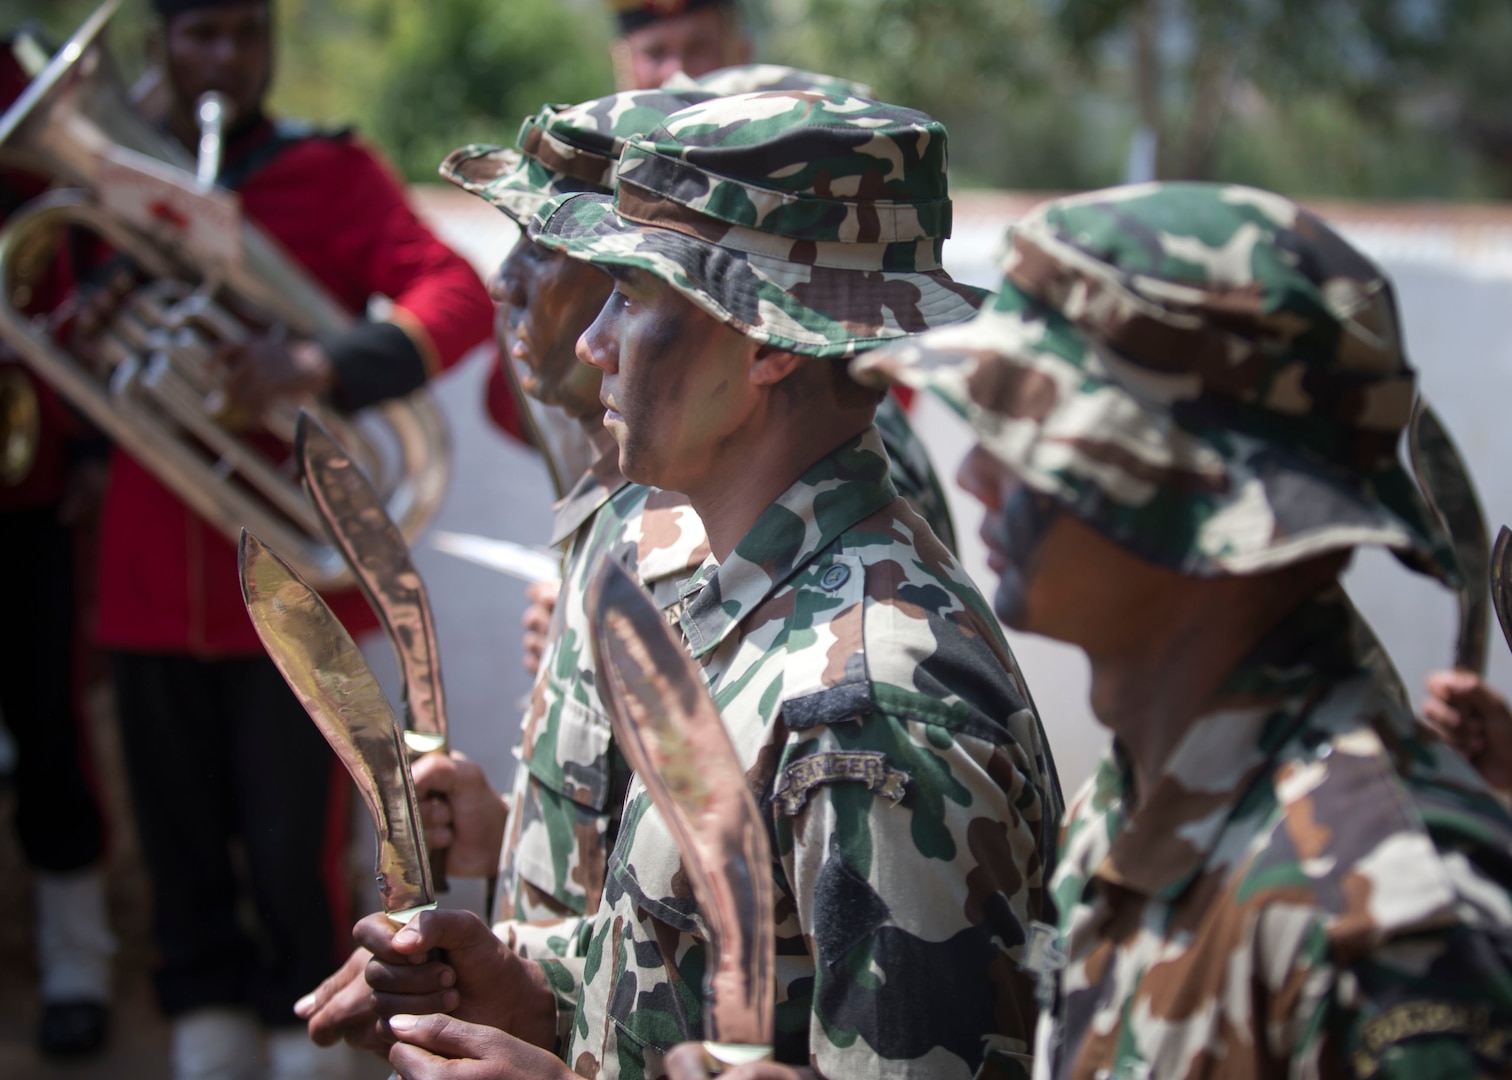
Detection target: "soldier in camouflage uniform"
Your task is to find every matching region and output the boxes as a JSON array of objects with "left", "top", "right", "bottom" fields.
[
  {"left": 441, "top": 77, "right": 956, "bottom": 936},
  {"left": 853, "top": 182, "right": 1512, "bottom": 1079},
  {"left": 438, "top": 79, "right": 957, "bottom": 933},
  {"left": 357, "top": 92, "right": 1062, "bottom": 1080},
  {"left": 441, "top": 90, "right": 719, "bottom": 935}
]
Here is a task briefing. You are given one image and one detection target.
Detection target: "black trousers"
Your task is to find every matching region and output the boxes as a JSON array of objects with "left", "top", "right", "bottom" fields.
[
  {"left": 0, "top": 505, "right": 104, "bottom": 873},
  {"left": 111, "top": 652, "right": 346, "bottom": 1025}
]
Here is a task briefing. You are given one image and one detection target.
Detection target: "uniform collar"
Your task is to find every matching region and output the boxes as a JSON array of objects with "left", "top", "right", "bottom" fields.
[
  {"left": 1089, "top": 585, "right": 1361, "bottom": 901},
  {"left": 677, "top": 427, "right": 897, "bottom": 658},
  {"left": 549, "top": 428, "right": 629, "bottom": 548}
]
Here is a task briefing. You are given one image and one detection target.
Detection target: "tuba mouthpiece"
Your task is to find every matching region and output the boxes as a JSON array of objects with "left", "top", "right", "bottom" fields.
[{"left": 194, "top": 91, "right": 232, "bottom": 192}]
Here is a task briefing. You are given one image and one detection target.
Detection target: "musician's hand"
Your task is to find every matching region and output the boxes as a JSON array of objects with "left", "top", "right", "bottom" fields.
[
  {"left": 664, "top": 1044, "right": 812, "bottom": 1080},
  {"left": 386, "top": 1013, "right": 576, "bottom": 1080},
  {"left": 1423, "top": 669, "right": 1512, "bottom": 794},
  {"left": 355, "top": 908, "right": 558, "bottom": 1052},
  {"left": 414, "top": 751, "right": 508, "bottom": 879},
  {"left": 294, "top": 946, "right": 390, "bottom": 1055},
  {"left": 219, "top": 336, "right": 335, "bottom": 418},
  {"left": 522, "top": 580, "right": 559, "bottom": 677}
]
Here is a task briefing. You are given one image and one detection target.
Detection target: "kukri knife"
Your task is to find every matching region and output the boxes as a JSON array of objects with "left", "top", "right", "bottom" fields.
[
  {"left": 1491, "top": 526, "right": 1512, "bottom": 661},
  {"left": 239, "top": 529, "right": 436, "bottom": 922},
  {"left": 1409, "top": 398, "right": 1491, "bottom": 674},
  {"left": 588, "top": 558, "right": 773, "bottom": 1069},
  {"left": 296, "top": 410, "right": 449, "bottom": 888}
]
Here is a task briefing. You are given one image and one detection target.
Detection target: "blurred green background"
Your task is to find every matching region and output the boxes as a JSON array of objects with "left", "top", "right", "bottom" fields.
[{"left": 4, "top": 0, "right": 1510, "bottom": 198}]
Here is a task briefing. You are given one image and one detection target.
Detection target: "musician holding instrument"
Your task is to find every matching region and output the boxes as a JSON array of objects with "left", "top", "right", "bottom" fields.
[{"left": 69, "top": 2, "right": 493, "bottom": 1078}]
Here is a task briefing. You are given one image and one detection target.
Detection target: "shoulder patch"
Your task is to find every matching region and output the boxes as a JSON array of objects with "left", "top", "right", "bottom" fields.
[
  {"left": 1352, "top": 1001, "right": 1508, "bottom": 1078},
  {"left": 773, "top": 750, "right": 907, "bottom": 816}
]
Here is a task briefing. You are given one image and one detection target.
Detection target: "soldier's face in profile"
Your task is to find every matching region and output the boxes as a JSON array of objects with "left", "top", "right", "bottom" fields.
[
  {"left": 577, "top": 268, "right": 754, "bottom": 491},
  {"left": 163, "top": 2, "right": 273, "bottom": 130},
  {"left": 491, "top": 238, "right": 612, "bottom": 420},
  {"left": 958, "top": 443, "right": 1175, "bottom": 648},
  {"left": 956, "top": 445, "right": 1064, "bottom": 628},
  {"left": 620, "top": 8, "right": 748, "bottom": 90}
]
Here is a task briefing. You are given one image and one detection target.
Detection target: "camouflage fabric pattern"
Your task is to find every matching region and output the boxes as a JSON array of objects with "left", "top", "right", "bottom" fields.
[
  {"left": 853, "top": 182, "right": 1458, "bottom": 583},
  {"left": 497, "top": 440, "right": 709, "bottom": 941},
  {"left": 661, "top": 62, "right": 875, "bottom": 99},
  {"left": 1032, "top": 585, "right": 1512, "bottom": 1079},
  {"left": 875, "top": 391, "right": 957, "bottom": 553},
  {"left": 532, "top": 91, "right": 985, "bottom": 359},
  {"left": 541, "top": 429, "right": 1063, "bottom": 1080},
  {"left": 438, "top": 88, "right": 716, "bottom": 226}
]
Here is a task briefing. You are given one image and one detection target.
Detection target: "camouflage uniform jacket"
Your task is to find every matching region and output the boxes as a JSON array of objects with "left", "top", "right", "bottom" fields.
[
  {"left": 1033, "top": 587, "right": 1512, "bottom": 1080},
  {"left": 498, "top": 434, "right": 709, "bottom": 952},
  {"left": 498, "top": 418, "right": 954, "bottom": 946},
  {"left": 541, "top": 429, "right": 1063, "bottom": 1080}
]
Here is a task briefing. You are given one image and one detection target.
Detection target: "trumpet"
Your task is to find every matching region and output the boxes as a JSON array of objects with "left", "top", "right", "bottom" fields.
[{"left": 0, "top": 0, "right": 449, "bottom": 586}]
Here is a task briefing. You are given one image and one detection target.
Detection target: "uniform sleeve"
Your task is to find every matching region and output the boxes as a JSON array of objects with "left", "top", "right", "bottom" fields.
[
  {"left": 495, "top": 921, "right": 595, "bottom": 1056},
  {"left": 1317, "top": 924, "right": 1512, "bottom": 1078},
  {"left": 774, "top": 708, "right": 1050, "bottom": 1080},
  {"left": 320, "top": 144, "right": 495, "bottom": 410},
  {"left": 494, "top": 914, "right": 594, "bottom": 963}
]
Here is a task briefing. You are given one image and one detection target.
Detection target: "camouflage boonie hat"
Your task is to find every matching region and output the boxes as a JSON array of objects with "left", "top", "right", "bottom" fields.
[
  {"left": 661, "top": 62, "right": 874, "bottom": 100},
  {"left": 438, "top": 88, "right": 716, "bottom": 226},
  {"left": 532, "top": 91, "right": 983, "bottom": 359},
  {"left": 853, "top": 182, "right": 1459, "bottom": 584}
]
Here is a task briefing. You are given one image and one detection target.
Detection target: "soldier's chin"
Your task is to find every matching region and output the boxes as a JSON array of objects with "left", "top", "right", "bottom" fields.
[{"left": 992, "top": 570, "right": 1030, "bottom": 629}]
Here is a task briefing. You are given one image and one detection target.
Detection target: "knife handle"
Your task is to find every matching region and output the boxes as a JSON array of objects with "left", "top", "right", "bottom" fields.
[
  {"left": 427, "top": 837, "right": 449, "bottom": 895},
  {"left": 403, "top": 732, "right": 451, "bottom": 894}
]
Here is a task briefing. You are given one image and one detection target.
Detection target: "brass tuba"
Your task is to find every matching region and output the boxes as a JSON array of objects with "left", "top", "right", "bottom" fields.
[{"left": 0, "top": 0, "right": 450, "bottom": 587}]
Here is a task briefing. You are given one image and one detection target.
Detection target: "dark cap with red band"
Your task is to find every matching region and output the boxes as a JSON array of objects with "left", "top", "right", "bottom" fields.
[
  {"left": 153, "top": 0, "right": 269, "bottom": 21},
  {"left": 607, "top": 0, "right": 732, "bottom": 34}
]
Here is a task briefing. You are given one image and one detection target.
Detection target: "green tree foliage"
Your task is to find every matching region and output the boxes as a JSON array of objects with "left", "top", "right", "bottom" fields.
[
  {"left": 1045, "top": 0, "right": 1498, "bottom": 192},
  {"left": 4, "top": 0, "right": 1510, "bottom": 199},
  {"left": 274, "top": 0, "right": 611, "bottom": 181},
  {"left": 759, "top": 0, "right": 1124, "bottom": 190}
]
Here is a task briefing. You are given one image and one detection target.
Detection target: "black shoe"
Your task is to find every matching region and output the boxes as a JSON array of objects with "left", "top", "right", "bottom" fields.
[{"left": 37, "top": 1000, "right": 109, "bottom": 1057}]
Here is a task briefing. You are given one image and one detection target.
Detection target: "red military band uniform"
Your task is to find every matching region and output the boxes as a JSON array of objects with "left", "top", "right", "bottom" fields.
[
  {"left": 95, "top": 120, "right": 493, "bottom": 655},
  {"left": 99, "top": 118, "right": 492, "bottom": 1031}
]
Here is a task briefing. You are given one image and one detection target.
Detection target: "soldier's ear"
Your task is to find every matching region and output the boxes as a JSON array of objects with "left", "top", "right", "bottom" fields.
[{"left": 748, "top": 345, "right": 805, "bottom": 387}]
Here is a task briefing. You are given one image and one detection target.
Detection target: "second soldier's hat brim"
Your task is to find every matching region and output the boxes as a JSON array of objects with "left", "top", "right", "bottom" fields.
[
  {"left": 439, "top": 144, "right": 557, "bottom": 228},
  {"left": 531, "top": 191, "right": 985, "bottom": 360}
]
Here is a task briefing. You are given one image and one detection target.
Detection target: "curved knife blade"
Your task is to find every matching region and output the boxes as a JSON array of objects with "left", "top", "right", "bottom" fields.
[
  {"left": 239, "top": 529, "right": 435, "bottom": 919},
  {"left": 296, "top": 410, "right": 448, "bottom": 745},
  {"left": 588, "top": 558, "right": 773, "bottom": 1058},
  {"left": 1410, "top": 398, "right": 1491, "bottom": 674},
  {"left": 1492, "top": 526, "right": 1512, "bottom": 661}
]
